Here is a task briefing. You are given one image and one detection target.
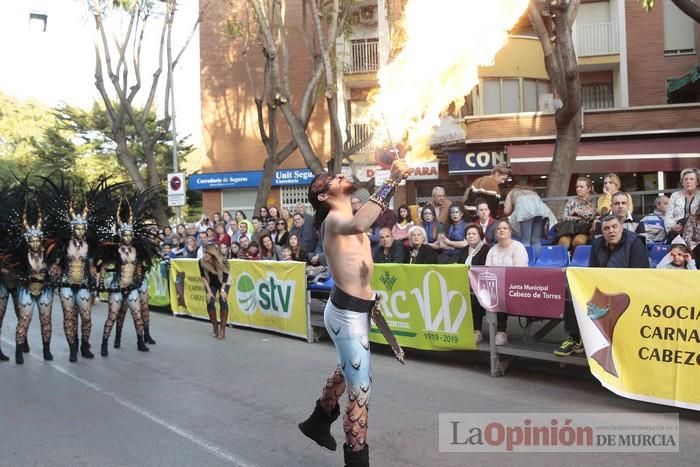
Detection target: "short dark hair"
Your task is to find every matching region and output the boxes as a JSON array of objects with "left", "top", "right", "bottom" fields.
[
  {"left": 465, "top": 223, "right": 485, "bottom": 240},
  {"left": 308, "top": 172, "right": 332, "bottom": 227},
  {"left": 601, "top": 213, "right": 621, "bottom": 225}
]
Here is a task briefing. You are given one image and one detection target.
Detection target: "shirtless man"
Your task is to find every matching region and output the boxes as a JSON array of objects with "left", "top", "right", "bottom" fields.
[{"left": 299, "top": 160, "right": 411, "bottom": 467}]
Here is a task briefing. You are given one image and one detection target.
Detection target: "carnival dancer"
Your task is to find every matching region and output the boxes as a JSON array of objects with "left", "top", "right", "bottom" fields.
[
  {"left": 12, "top": 201, "right": 57, "bottom": 364},
  {"left": 300, "top": 159, "right": 411, "bottom": 467},
  {"left": 99, "top": 195, "right": 156, "bottom": 356}
]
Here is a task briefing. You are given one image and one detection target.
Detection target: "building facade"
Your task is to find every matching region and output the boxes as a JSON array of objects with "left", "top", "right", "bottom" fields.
[{"left": 198, "top": 0, "right": 700, "bottom": 216}]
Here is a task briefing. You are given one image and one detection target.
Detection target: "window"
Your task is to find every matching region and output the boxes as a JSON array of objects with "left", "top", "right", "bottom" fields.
[
  {"left": 222, "top": 189, "right": 258, "bottom": 218},
  {"left": 481, "top": 78, "right": 551, "bottom": 114},
  {"left": 663, "top": 0, "right": 695, "bottom": 54},
  {"left": 582, "top": 83, "right": 614, "bottom": 109},
  {"left": 29, "top": 13, "right": 47, "bottom": 33}
]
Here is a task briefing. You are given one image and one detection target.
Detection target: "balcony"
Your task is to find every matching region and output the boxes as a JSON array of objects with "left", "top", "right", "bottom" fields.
[
  {"left": 344, "top": 38, "right": 379, "bottom": 74},
  {"left": 573, "top": 22, "right": 619, "bottom": 57},
  {"left": 344, "top": 123, "right": 376, "bottom": 154}
]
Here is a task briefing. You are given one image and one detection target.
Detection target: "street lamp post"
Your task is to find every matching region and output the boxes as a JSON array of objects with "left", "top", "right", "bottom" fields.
[{"left": 166, "top": 0, "right": 181, "bottom": 225}]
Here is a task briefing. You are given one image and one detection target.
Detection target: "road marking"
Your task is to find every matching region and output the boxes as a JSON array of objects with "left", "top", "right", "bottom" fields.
[{"left": 1, "top": 337, "right": 257, "bottom": 467}]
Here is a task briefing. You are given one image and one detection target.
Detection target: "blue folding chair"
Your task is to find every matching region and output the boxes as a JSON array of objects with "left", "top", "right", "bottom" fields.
[
  {"left": 533, "top": 245, "right": 569, "bottom": 268},
  {"left": 570, "top": 245, "right": 592, "bottom": 267},
  {"left": 649, "top": 244, "right": 671, "bottom": 268},
  {"left": 308, "top": 273, "right": 334, "bottom": 293},
  {"left": 524, "top": 245, "right": 536, "bottom": 266}
]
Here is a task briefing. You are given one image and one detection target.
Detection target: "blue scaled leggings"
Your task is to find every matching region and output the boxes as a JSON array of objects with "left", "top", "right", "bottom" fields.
[{"left": 322, "top": 300, "right": 371, "bottom": 451}]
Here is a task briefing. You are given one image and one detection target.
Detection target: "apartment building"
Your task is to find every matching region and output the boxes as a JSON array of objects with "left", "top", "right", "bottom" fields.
[{"left": 198, "top": 0, "right": 700, "bottom": 215}]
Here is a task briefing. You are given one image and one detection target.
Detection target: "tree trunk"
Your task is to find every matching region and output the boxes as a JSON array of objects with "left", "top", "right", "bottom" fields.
[
  {"left": 279, "top": 104, "right": 324, "bottom": 174},
  {"left": 672, "top": 0, "right": 700, "bottom": 22},
  {"left": 256, "top": 152, "right": 278, "bottom": 211},
  {"left": 546, "top": 110, "right": 583, "bottom": 215}
]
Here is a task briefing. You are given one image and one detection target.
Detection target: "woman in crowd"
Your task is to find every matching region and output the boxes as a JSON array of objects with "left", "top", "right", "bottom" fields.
[
  {"left": 259, "top": 233, "right": 283, "bottom": 261},
  {"left": 219, "top": 243, "right": 232, "bottom": 260},
  {"left": 281, "top": 207, "right": 293, "bottom": 230},
  {"left": 682, "top": 202, "right": 700, "bottom": 259},
  {"left": 438, "top": 205, "right": 468, "bottom": 263},
  {"left": 174, "top": 224, "right": 187, "bottom": 250},
  {"left": 215, "top": 222, "right": 231, "bottom": 246},
  {"left": 273, "top": 218, "right": 289, "bottom": 246},
  {"left": 553, "top": 177, "right": 596, "bottom": 252},
  {"left": 458, "top": 224, "right": 491, "bottom": 343},
  {"left": 268, "top": 206, "right": 280, "bottom": 222},
  {"left": 161, "top": 225, "right": 177, "bottom": 245},
  {"left": 405, "top": 225, "right": 438, "bottom": 264},
  {"left": 235, "top": 210, "right": 247, "bottom": 224},
  {"left": 392, "top": 204, "right": 414, "bottom": 247},
  {"left": 485, "top": 219, "right": 529, "bottom": 345},
  {"left": 199, "top": 244, "right": 231, "bottom": 340},
  {"left": 657, "top": 244, "right": 696, "bottom": 270},
  {"left": 258, "top": 206, "right": 270, "bottom": 223},
  {"left": 418, "top": 206, "right": 441, "bottom": 250},
  {"left": 667, "top": 168, "right": 700, "bottom": 242},
  {"left": 230, "top": 241, "right": 240, "bottom": 259},
  {"left": 182, "top": 235, "right": 200, "bottom": 259},
  {"left": 288, "top": 233, "right": 308, "bottom": 263},
  {"left": 597, "top": 173, "right": 633, "bottom": 215},
  {"left": 223, "top": 210, "right": 234, "bottom": 225},
  {"left": 503, "top": 184, "right": 556, "bottom": 258}
]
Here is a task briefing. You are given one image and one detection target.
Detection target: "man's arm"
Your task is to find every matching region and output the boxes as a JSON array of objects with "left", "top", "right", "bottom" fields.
[{"left": 629, "top": 237, "right": 650, "bottom": 268}]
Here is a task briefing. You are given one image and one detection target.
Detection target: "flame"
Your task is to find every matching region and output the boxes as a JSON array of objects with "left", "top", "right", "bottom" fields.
[{"left": 368, "top": 0, "right": 530, "bottom": 163}]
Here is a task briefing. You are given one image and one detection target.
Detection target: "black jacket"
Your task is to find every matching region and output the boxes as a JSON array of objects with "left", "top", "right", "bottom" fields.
[{"left": 405, "top": 244, "right": 438, "bottom": 264}]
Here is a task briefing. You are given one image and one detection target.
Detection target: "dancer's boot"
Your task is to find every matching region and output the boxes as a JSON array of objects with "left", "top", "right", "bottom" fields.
[
  {"left": 101, "top": 337, "right": 109, "bottom": 357},
  {"left": 114, "top": 330, "right": 121, "bottom": 349},
  {"left": 15, "top": 343, "right": 24, "bottom": 365},
  {"left": 80, "top": 339, "right": 94, "bottom": 359},
  {"left": 298, "top": 399, "right": 340, "bottom": 451},
  {"left": 137, "top": 335, "right": 150, "bottom": 352},
  {"left": 343, "top": 444, "right": 369, "bottom": 467},
  {"left": 144, "top": 325, "right": 156, "bottom": 345},
  {"left": 42, "top": 341, "right": 53, "bottom": 361},
  {"left": 68, "top": 341, "right": 78, "bottom": 363}
]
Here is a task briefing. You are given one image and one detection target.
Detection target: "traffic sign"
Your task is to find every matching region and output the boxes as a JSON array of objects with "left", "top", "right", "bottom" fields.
[{"left": 167, "top": 172, "right": 186, "bottom": 207}]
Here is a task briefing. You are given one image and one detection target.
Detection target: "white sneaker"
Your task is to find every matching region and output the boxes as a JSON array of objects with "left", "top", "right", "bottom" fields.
[
  {"left": 495, "top": 332, "right": 508, "bottom": 346},
  {"left": 474, "top": 330, "right": 483, "bottom": 343}
]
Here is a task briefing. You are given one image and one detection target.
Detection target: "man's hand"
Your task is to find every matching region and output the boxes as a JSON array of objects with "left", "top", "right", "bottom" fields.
[{"left": 389, "top": 159, "right": 412, "bottom": 181}]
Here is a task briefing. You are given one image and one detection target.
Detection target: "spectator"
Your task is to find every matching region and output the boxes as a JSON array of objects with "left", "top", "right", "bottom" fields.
[
  {"left": 427, "top": 186, "right": 452, "bottom": 226},
  {"left": 288, "top": 233, "right": 309, "bottom": 263},
  {"left": 463, "top": 162, "right": 509, "bottom": 220},
  {"left": 205, "top": 227, "right": 217, "bottom": 245},
  {"left": 438, "top": 205, "right": 468, "bottom": 263},
  {"left": 665, "top": 168, "right": 700, "bottom": 242},
  {"left": 196, "top": 214, "right": 213, "bottom": 233},
  {"left": 212, "top": 212, "right": 222, "bottom": 224},
  {"left": 230, "top": 241, "right": 241, "bottom": 258},
  {"left": 474, "top": 198, "right": 497, "bottom": 245},
  {"left": 597, "top": 173, "right": 633, "bottom": 216},
  {"left": 290, "top": 212, "right": 318, "bottom": 253},
  {"left": 250, "top": 216, "right": 269, "bottom": 243},
  {"left": 683, "top": 204, "right": 700, "bottom": 259},
  {"left": 160, "top": 243, "right": 175, "bottom": 259},
  {"left": 484, "top": 219, "right": 529, "bottom": 346},
  {"left": 161, "top": 225, "right": 177, "bottom": 245},
  {"left": 280, "top": 244, "right": 293, "bottom": 261},
  {"left": 219, "top": 243, "right": 232, "bottom": 259},
  {"left": 458, "top": 224, "right": 491, "bottom": 343},
  {"left": 182, "top": 235, "right": 200, "bottom": 259},
  {"left": 368, "top": 208, "right": 397, "bottom": 249},
  {"left": 185, "top": 223, "right": 199, "bottom": 244},
  {"left": 265, "top": 219, "right": 276, "bottom": 236},
  {"left": 237, "top": 236, "right": 251, "bottom": 259},
  {"left": 235, "top": 210, "right": 247, "bottom": 223},
  {"left": 405, "top": 225, "right": 438, "bottom": 264},
  {"left": 295, "top": 202, "right": 314, "bottom": 225},
  {"left": 215, "top": 222, "right": 231, "bottom": 246},
  {"left": 640, "top": 194, "right": 669, "bottom": 244},
  {"left": 238, "top": 220, "right": 251, "bottom": 241},
  {"left": 351, "top": 195, "right": 363, "bottom": 215},
  {"left": 280, "top": 207, "right": 293, "bottom": 230},
  {"left": 228, "top": 219, "right": 241, "bottom": 242},
  {"left": 268, "top": 205, "right": 280, "bottom": 222},
  {"left": 222, "top": 210, "right": 234, "bottom": 225},
  {"left": 503, "top": 184, "right": 557, "bottom": 258},
  {"left": 417, "top": 205, "right": 441, "bottom": 249},
  {"left": 392, "top": 204, "right": 414, "bottom": 247},
  {"left": 260, "top": 233, "right": 283, "bottom": 260},
  {"left": 199, "top": 244, "right": 230, "bottom": 340},
  {"left": 246, "top": 241, "right": 261, "bottom": 260},
  {"left": 657, "top": 244, "right": 696, "bottom": 270},
  {"left": 555, "top": 214, "right": 649, "bottom": 356},
  {"left": 592, "top": 191, "right": 645, "bottom": 237},
  {"left": 272, "top": 218, "right": 289, "bottom": 246},
  {"left": 258, "top": 206, "right": 270, "bottom": 222},
  {"left": 372, "top": 227, "right": 405, "bottom": 263},
  {"left": 553, "top": 177, "right": 596, "bottom": 252},
  {"left": 174, "top": 223, "right": 187, "bottom": 250}
]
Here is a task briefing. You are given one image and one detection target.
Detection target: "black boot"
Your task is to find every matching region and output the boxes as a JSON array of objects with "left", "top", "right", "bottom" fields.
[
  {"left": 15, "top": 344, "right": 24, "bottom": 365},
  {"left": 137, "top": 335, "right": 150, "bottom": 352},
  {"left": 298, "top": 399, "right": 340, "bottom": 451},
  {"left": 80, "top": 339, "right": 94, "bottom": 359},
  {"left": 0, "top": 345, "right": 9, "bottom": 361},
  {"left": 144, "top": 325, "right": 156, "bottom": 345},
  {"left": 114, "top": 330, "right": 121, "bottom": 349},
  {"left": 68, "top": 342, "right": 78, "bottom": 362},
  {"left": 101, "top": 338, "right": 109, "bottom": 357},
  {"left": 22, "top": 339, "right": 29, "bottom": 353},
  {"left": 343, "top": 444, "right": 369, "bottom": 467},
  {"left": 42, "top": 341, "right": 53, "bottom": 361}
]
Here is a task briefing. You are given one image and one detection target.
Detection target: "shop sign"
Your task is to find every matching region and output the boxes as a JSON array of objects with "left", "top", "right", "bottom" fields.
[
  {"left": 189, "top": 168, "right": 315, "bottom": 190},
  {"left": 448, "top": 150, "right": 506, "bottom": 174}
]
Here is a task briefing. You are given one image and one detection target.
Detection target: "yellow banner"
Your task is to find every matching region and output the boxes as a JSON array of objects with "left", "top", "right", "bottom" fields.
[
  {"left": 169, "top": 259, "right": 308, "bottom": 339},
  {"left": 567, "top": 268, "right": 700, "bottom": 411}
]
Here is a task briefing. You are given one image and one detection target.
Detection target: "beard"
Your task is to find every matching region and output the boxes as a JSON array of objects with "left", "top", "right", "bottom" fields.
[{"left": 341, "top": 181, "right": 359, "bottom": 196}]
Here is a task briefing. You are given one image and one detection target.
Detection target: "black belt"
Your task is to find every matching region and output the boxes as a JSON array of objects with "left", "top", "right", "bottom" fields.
[{"left": 330, "top": 286, "right": 374, "bottom": 314}]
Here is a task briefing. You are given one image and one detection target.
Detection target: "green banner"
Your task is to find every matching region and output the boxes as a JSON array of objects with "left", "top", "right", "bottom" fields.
[
  {"left": 370, "top": 264, "right": 475, "bottom": 350},
  {"left": 169, "top": 258, "right": 308, "bottom": 339},
  {"left": 147, "top": 261, "right": 171, "bottom": 307}
]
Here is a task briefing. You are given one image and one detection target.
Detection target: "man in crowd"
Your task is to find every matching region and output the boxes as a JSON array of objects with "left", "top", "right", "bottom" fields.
[
  {"left": 640, "top": 194, "right": 669, "bottom": 244},
  {"left": 592, "top": 191, "right": 645, "bottom": 238},
  {"left": 428, "top": 186, "right": 452, "bottom": 226},
  {"left": 250, "top": 216, "right": 269, "bottom": 244},
  {"left": 290, "top": 212, "right": 318, "bottom": 253},
  {"left": 372, "top": 227, "right": 405, "bottom": 263},
  {"left": 475, "top": 198, "right": 497, "bottom": 245},
  {"left": 555, "top": 214, "right": 648, "bottom": 356},
  {"left": 351, "top": 195, "right": 363, "bottom": 215}
]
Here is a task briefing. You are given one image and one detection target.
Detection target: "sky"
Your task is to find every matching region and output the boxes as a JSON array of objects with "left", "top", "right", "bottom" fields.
[{"left": 0, "top": 0, "right": 202, "bottom": 144}]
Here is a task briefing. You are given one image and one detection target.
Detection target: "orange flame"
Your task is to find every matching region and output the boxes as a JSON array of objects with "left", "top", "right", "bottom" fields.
[{"left": 368, "top": 0, "right": 530, "bottom": 163}]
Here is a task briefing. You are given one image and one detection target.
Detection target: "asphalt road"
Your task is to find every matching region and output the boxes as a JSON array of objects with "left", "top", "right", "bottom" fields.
[{"left": 0, "top": 301, "right": 698, "bottom": 467}]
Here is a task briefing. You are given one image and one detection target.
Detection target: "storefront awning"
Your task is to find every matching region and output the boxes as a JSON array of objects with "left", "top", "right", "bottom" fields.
[
  {"left": 507, "top": 136, "right": 700, "bottom": 175},
  {"left": 668, "top": 63, "right": 700, "bottom": 94}
]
